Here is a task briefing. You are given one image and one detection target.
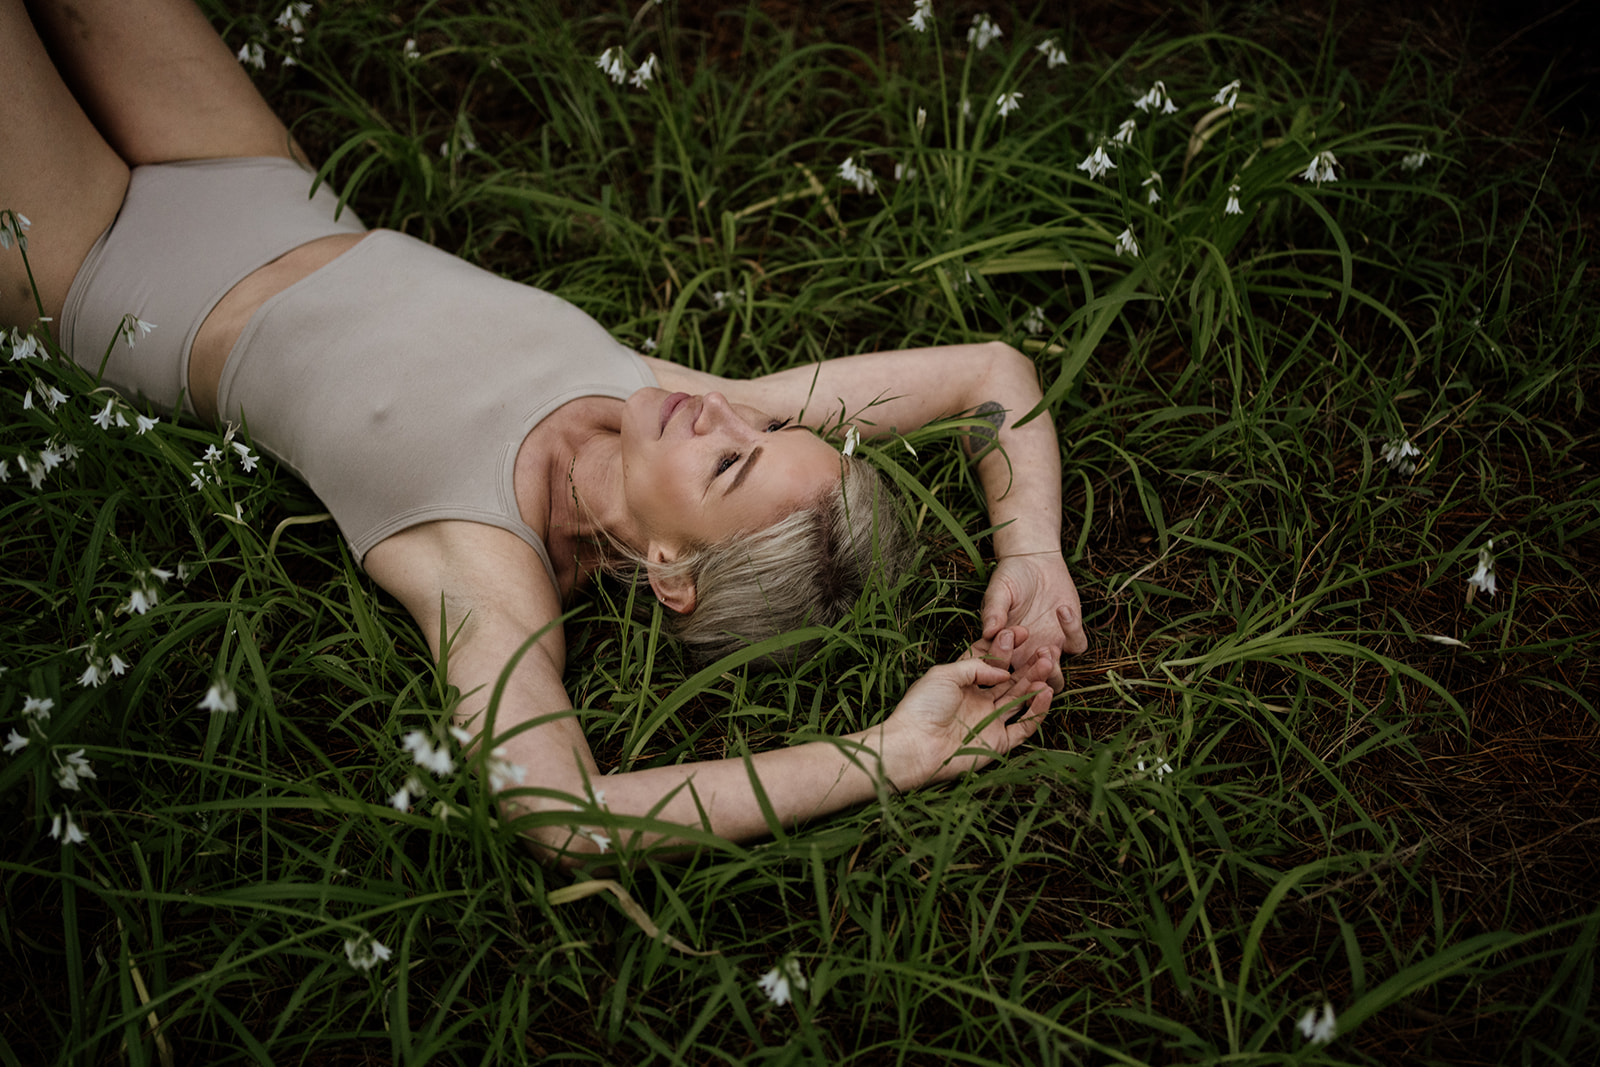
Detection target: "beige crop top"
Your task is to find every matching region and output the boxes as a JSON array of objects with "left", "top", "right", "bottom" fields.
[{"left": 217, "top": 230, "right": 656, "bottom": 586}]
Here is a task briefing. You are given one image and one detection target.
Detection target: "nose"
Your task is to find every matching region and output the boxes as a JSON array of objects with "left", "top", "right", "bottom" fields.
[{"left": 693, "top": 391, "right": 738, "bottom": 435}]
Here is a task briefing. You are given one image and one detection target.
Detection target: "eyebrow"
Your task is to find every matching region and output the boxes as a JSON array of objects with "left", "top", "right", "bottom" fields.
[{"left": 726, "top": 445, "right": 763, "bottom": 494}]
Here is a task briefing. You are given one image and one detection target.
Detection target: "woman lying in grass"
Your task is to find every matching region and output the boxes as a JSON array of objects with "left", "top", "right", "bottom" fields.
[{"left": 1, "top": 0, "right": 1085, "bottom": 861}]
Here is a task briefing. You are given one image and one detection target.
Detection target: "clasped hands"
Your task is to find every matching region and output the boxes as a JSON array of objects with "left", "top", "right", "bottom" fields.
[{"left": 885, "top": 550, "right": 1085, "bottom": 787}]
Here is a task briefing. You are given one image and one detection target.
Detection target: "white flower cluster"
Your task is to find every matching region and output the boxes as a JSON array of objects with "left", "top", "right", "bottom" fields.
[
  {"left": 1224, "top": 182, "right": 1243, "bottom": 215},
  {"left": 1381, "top": 436, "right": 1420, "bottom": 474},
  {"left": 907, "top": 0, "right": 933, "bottom": 34},
  {"left": 0, "top": 210, "right": 30, "bottom": 251},
  {"left": 389, "top": 724, "right": 526, "bottom": 813},
  {"left": 1297, "top": 1001, "right": 1337, "bottom": 1044},
  {"left": 757, "top": 957, "right": 808, "bottom": 1006},
  {"left": 1021, "top": 306, "right": 1049, "bottom": 335},
  {"left": 1112, "top": 118, "right": 1137, "bottom": 145},
  {"left": 1036, "top": 38, "right": 1068, "bottom": 69},
  {"left": 1300, "top": 150, "right": 1339, "bottom": 186},
  {"left": 995, "top": 91, "right": 1023, "bottom": 117},
  {"left": 1132, "top": 80, "right": 1177, "bottom": 115},
  {"left": 966, "top": 13, "right": 1002, "bottom": 52},
  {"left": 1468, "top": 540, "right": 1496, "bottom": 598},
  {"left": 1400, "top": 147, "right": 1430, "bottom": 172},
  {"left": 344, "top": 931, "right": 392, "bottom": 972},
  {"left": 595, "top": 47, "right": 659, "bottom": 89},
  {"left": 838, "top": 156, "right": 878, "bottom": 195},
  {"left": 235, "top": 3, "right": 313, "bottom": 71},
  {"left": 1076, "top": 144, "right": 1116, "bottom": 181},
  {"left": 1213, "top": 79, "right": 1240, "bottom": 111},
  {"left": 1114, "top": 227, "right": 1139, "bottom": 258},
  {"left": 125, "top": 566, "right": 173, "bottom": 616}
]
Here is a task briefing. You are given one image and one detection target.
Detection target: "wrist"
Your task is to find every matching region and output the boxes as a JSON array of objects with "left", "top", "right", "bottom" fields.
[{"left": 848, "top": 718, "right": 932, "bottom": 794}]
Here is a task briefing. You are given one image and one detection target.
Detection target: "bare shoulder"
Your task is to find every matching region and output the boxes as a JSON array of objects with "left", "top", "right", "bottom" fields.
[{"left": 363, "top": 520, "right": 567, "bottom": 669}]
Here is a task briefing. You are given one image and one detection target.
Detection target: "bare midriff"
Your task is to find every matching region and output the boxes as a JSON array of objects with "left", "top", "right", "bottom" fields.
[{"left": 187, "top": 230, "right": 369, "bottom": 424}]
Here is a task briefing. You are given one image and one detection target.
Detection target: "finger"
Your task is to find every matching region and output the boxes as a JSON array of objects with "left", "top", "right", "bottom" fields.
[
  {"left": 1058, "top": 605, "right": 1089, "bottom": 655},
  {"left": 1006, "top": 686, "right": 1052, "bottom": 745},
  {"left": 980, "top": 585, "right": 1008, "bottom": 640},
  {"left": 940, "top": 658, "right": 1011, "bottom": 689}
]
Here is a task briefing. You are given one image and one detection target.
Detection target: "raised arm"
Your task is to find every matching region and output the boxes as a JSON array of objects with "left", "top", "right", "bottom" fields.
[
  {"left": 365, "top": 520, "right": 1053, "bottom": 865},
  {"left": 645, "top": 341, "right": 1089, "bottom": 682}
]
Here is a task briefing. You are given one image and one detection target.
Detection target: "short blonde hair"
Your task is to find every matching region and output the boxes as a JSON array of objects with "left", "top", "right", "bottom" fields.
[{"left": 608, "top": 455, "right": 911, "bottom": 666}]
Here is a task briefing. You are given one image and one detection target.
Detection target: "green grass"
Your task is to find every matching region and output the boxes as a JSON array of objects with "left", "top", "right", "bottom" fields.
[{"left": 4, "top": 1, "right": 1598, "bottom": 1063}]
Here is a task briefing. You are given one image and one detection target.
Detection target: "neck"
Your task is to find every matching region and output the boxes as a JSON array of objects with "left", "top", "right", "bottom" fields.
[{"left": 540, "top": 400, "right": 639, "bottom": 593}]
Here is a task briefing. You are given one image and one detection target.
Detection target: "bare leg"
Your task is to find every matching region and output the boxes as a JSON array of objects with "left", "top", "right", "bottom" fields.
[
  {"left": 0, "top": 0, "right": 127, "bottom": 331},
  {"left": 24, "top": 0, "right": 307, "bottom": 166}
]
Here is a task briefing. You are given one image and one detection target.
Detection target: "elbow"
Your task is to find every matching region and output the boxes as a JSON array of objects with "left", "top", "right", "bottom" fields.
[{"left": 500, "top": 796, "right": 618, "bottom": 870}]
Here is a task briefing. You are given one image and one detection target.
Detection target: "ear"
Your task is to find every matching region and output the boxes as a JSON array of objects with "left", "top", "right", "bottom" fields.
[{"left": 645, "top": 542, "right": 697, "bottom": 615}]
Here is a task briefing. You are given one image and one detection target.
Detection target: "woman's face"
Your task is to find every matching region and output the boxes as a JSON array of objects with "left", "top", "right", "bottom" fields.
[{"left": 620, "top": 387, "right": 842, "bottom": 550}]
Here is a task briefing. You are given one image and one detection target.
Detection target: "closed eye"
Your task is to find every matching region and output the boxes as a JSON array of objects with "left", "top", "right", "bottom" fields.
[
  {"left": 766, "top": 418, "right": 792, "bottom": 432},
  {"left": 715, "top": 452, "right": 740, "bottom": 477}
]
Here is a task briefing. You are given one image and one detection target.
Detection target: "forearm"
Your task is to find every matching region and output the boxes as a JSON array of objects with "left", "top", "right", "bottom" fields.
[
  {"left": 967, "top": 344, "right": 1064, "bottom": 558},
  {"left": 517, "top": 722, "right": 924, "bottom": 860}
]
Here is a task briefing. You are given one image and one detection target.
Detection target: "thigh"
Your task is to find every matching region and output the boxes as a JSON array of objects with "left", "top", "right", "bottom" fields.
[
  {"left": 0, "top": 0, "right": 127, "bottom": 331},
  {"left": 24, "top": 0, "right": 306, "bottom": 167}
]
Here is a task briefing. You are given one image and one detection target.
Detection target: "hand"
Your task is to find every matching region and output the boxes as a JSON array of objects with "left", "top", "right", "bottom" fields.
[
  {"left": 886, "top": 656, "right": 1053, "bottom": 786},
  {"left": 972, "top": 552, "right": 1087, "bottom": 692}
]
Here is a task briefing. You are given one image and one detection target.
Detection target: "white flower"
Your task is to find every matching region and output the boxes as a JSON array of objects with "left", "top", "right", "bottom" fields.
[
  {"left": 55, "top": 749, "right": 97, "bottom": 792},
  {"left": 4, "top": 729, "right": 27, "bottom": 754},
  {"left": 1212, "top": 79, "right": 1240, "bottom": 110},
  {"left": 201, "top": 444, "right": 224, "bottom": 464},
  {"left": 135, "top": 414, "right": 158, "bottom": 435},
  {"left": 117, "top": 314, "right": 156, "bottom": 348},
  {"left": 1296, "top": 1001, "right": 1337, "bottom": 1044},
  {"left": 1224, "top": 182, "right": 1243, "bottom": 215},
  {"left": 961, "top": 96, "right": 972, "bottom": 120},
  {"left": 893, "top": 161, "right": 917, "bottom": 181},
  {"left": 966, "top": 13, "right": 1002, "bottom": 51},
  {"left": 1468, "top": 540, "right": 1496, "bottom": 598},
  {"left": 841, "top": 425, "right": 860, "bottom": 457},
  {"left": 237, "top": 41, "right": 266, "bottom": 69},
  {"left": 629, "top": 53, "right": 658, "bottom": 88},
  {"left": 38, "top": 444, "right": 64, "bottom": 471},
  {"left": 1076, "top": 144, "right": 1116, "bottom": 181},
  {"left": 1114, "top": 227, "right": 1139, "bottom": 258},
  {"left": 1036, "top": 38, "right": 1068, "bottom": 68},
  {"left": 1112, "top": 117, "right": 1137, "bottom": 145},
  {"left": 389, "top": 775, "right": 422, "bottom": 812},
  {"left": 402, "top": 729, "right": 455, "bottom": 776},
  {"left": 402, "top": 37, "right": 421, "bottom": 62},
  {"left": 275, "top": 2, "right": 311, "bottom": 35},
  {"left": 22, "top": 695, "right": 53, "bottom": 723},
  {"left": 1300, "top": 150, "right": 1339, "bottom": 185},
  {"left": 907, "top": 0, "right": 933, "bottom": 33},
  {"left": 1022, "top": 306, "right": 1049, "bottom": 334},
  {"left": 838, "top": 156, "right": 878, "bottom": 195},
  {"left": 79, "top": 660, "right": 107, "bottom": 688},
  {"left": 995, "top": 91, "right": 1023, "bottom": 117},
  {"left": 9, "top": 329, "right": 43, "bottom": 361},
  {"left": 916, "top": 107, "right": 927, "bottom": 132},
  {"left": 127, "top": 588, "right": 153, "bottom": 615},
  {"left": 757, "top": 958, "right": 808, "bottom": 1006},
  {"left": 0, "top": 211, "right": 30, "bottom": 251},
  {"left": 50, "top": 808, "right": 87, "bottom": 846},
  {"left": 199, "top": 682, "right": 238, "bottom": 713},
  {"left": 343, "top": 933, "right": 392, "bottom": 972},
  {"left": 232, "top": 441, "right": 259, "bottom": 472},
  {"left": 1133, "top": 80, "right": 1177, "bottom": 115},
  {"left": 20, "top": 454, "right": 47, "bottom": 490},
  {"left": 1381, "top": 437, "right": 1420, "bottom": 474},
  {"left": 40, "top": 385, "right": 69, "bottom": 412},
  {"left": 1137, "top": 758, "right": 1174, "bottom": 779},
  {"left": 640, "top": 337, "right": 657, "bottom": 352},
  {"left": 488, "top": 749, "right": 527, "bottom": 792},
  {"left": 1141, "top": 169, "right": 1163, "bottom": 204},
  {"left": 596, "top": 45, "right": 627, "bottom": 84},
  {"left": 1401, "top": 148, "right": 1430, "bottom": 172},
  {"left": 92, "top": 399, "right": 117, "bottom": 431},
  {"left": 110, "top": 654, "right": 128, "bottom": 676}
]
